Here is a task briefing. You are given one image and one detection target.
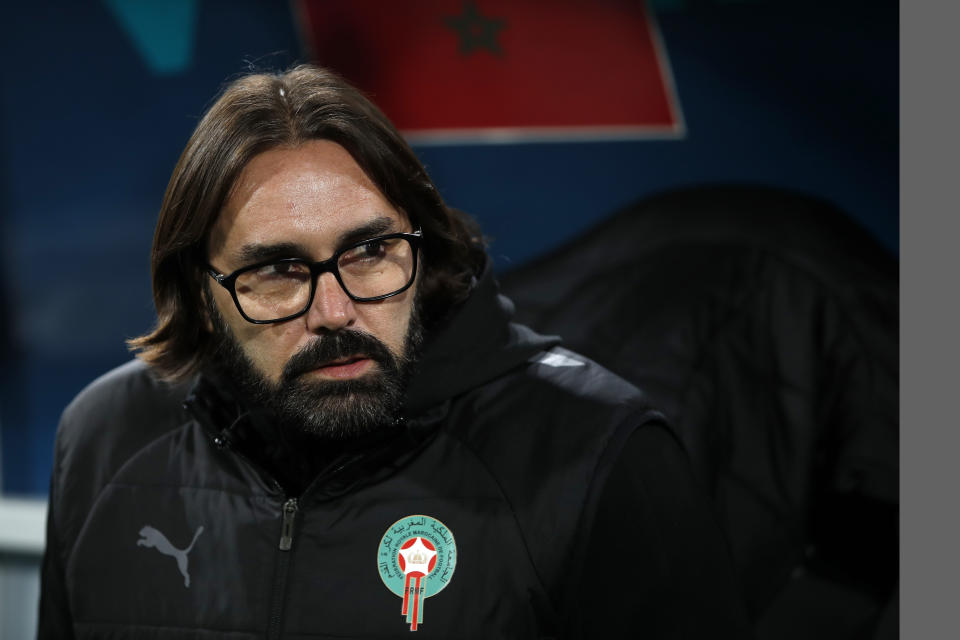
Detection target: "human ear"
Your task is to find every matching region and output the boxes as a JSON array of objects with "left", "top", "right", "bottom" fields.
[{"left": 199, "top": 279, "right": 216, "bottom": 333}]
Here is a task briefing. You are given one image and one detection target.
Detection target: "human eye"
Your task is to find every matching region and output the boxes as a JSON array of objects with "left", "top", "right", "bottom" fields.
[
  {"left": 340, "top": 238, "right": 392, "bottom": 267},
  {"left": 251, "top": 261, "right": 310, "bottom": 282}
]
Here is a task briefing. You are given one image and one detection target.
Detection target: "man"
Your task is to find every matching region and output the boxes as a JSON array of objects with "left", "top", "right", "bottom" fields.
[{"left": 39, "top": 65, "right": 752, "bottom": 638}]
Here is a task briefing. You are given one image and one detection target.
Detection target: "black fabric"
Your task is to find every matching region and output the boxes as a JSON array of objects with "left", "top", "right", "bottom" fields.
[
  {"left": 403, "top": 262, "right": 560, "bottom": 415},
  {"left": 577, "top": 424, "right": 754, "bottom": 638},
  {"left": 501, "top": 185, "right": 898, "bottom": 638},
  {"left": 37, "top": 461, "right": 74, "bottom": 639},
  {"left": 39, "top": 257, "right": 752, "bottom": 639}
]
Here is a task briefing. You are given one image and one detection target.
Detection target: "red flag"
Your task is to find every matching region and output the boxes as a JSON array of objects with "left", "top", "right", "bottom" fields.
[{"left": 295, "top": 0, "right": 684, "bottom": 142}]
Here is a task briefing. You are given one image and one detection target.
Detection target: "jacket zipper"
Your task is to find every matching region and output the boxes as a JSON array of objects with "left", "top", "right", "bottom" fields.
[
  {"left": 279, "top": 497, "right": 298, "bottom": 551},
  {"left": 264, "top": 461, "right": 358, "bottom": 638},
  {"left": 215, "top": 430, "right": 299, "bottom": 639},
  {"left": 209, "top": 431, "right": 353, "bottom": 638},
  {"left": 267, "top": 497, "right": 299, "bottom": 640},
  {"left": 192, "top": 405, "right": 357, "bottom": 638}
]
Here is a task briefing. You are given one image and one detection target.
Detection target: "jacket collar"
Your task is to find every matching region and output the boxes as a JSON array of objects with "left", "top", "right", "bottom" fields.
[{"left": 402, "top": 257, "right": 560, "bottom": 416}]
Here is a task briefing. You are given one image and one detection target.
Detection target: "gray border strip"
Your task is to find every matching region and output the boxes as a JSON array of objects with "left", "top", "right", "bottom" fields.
[{"left": 903, "top": 0, "right": 956, "bottom": 636}]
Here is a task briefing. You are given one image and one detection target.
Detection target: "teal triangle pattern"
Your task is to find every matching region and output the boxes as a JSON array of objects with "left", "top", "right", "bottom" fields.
[{"left": 102, "top": 0, "right": 197, "bottom": 74}]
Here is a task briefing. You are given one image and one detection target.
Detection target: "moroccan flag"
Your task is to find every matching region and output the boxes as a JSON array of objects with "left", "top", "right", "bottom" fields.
[{"left": 295, "top": 0, "right": 684, "bottom": 142}]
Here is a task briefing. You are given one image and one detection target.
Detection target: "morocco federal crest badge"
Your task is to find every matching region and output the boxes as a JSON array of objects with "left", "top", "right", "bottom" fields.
[{"left": 377, "top": 515, "right": 457, "bottom": 631}]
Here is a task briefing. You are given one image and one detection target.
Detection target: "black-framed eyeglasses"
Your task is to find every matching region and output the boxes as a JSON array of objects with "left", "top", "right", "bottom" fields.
[{"left": 207, "top": 229, "right": 422, "bottom": 324}]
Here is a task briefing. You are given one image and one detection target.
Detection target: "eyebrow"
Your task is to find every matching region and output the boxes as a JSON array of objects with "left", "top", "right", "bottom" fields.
[
  {"left": 232, "top": 215, "right": 402, "bottom": 267},
  {"left": 335, "top": 216, "right": 399, "bottom": 247},
  {"left": 234, "top": 241, "right": 310, "bottom": 265}
]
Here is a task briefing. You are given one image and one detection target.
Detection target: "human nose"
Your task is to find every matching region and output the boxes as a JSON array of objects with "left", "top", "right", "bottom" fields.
[{"left": 305, "top": 271, "right": 356, "bottom": 332}]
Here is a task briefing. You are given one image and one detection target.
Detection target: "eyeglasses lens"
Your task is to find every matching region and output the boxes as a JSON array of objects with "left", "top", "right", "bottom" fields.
[{"left": 233, "top": 237, "right": 415, "bottom": 322}]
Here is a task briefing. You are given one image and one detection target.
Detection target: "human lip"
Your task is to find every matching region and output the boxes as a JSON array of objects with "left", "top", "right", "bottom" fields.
[{"left": 310, "top": 356, "right": 374, "bottom": 379}]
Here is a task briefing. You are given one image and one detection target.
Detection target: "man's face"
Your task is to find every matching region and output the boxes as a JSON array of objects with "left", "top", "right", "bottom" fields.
[{"left": 206, "top": 140, "right": 421, "bottom": 437}]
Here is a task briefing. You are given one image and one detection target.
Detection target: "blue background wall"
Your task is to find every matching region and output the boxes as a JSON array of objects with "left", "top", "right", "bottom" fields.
[{"left": 0, "top": 0, "right": 897, "bottom": 496}]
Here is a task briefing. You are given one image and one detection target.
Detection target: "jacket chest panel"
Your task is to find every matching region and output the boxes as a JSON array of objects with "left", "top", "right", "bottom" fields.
[
  {"left": 66, "top": 482, "right": 282, "bottom": 634},
  {"left": 281, "top": 495, "right": 548, "bottom": 638},
  {"left": 65, "top": 482, "right": 554, "bottom": 638}
]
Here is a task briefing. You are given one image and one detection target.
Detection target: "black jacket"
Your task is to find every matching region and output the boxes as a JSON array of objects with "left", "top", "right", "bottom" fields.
[
  {"left": 39, "top": 263, "right": 752, "bottom": 639},
  {"left": 501, "top": 186, "right": 898, "bottom": 639}
]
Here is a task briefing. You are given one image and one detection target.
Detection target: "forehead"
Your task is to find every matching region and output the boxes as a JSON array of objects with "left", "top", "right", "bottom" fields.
[{"left": 208, "top": 140, "right": 406, "bottom": 261}]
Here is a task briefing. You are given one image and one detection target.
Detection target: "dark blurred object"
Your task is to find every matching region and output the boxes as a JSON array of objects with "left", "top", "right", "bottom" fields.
[{"left": 500, "top": 185, "right": 898, "bottom": 639}]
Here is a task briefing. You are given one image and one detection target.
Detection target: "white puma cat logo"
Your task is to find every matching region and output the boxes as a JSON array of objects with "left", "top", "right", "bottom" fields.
[{"left": 137, "top": 525, "right": 205, "bottom": 587}]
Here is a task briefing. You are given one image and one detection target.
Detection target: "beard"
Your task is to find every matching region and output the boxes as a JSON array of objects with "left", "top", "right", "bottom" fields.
[{"left": 207, "top": 300, "right": 423, "bottom": 441}]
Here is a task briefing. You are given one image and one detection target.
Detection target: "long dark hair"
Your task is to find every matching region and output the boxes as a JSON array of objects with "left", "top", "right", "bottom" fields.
[{"left": 128, "top": 65, "right": 485, "bottom": 381}]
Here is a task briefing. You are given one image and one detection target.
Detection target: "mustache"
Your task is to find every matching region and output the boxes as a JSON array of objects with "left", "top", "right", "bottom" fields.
[{"left": 281, "top": 330, "right": 399, "bottom": 383}]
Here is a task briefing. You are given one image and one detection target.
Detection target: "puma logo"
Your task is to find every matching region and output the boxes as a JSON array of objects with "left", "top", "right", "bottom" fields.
[{"left": 137, "top": 525, "right": 205, "bottom": 587}]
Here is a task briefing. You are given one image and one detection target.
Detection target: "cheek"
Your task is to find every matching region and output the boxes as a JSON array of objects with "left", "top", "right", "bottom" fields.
[
  {"left": 358, "top": 293, "right": 414, "bottom": 352},
  {"left": 241, "top": 324, "right": 305, "bottom": 381},
  {"left": 212, "top": 289, "right": 302, "bottom": 382}
]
